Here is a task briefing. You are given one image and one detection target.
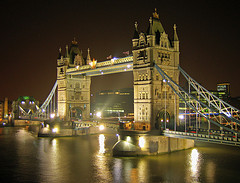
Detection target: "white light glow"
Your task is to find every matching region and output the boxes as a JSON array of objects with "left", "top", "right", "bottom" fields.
[
  {"left": 52, "top": 128, "right": 58, "bottom": 133},
  {"left": 139, "top": 136, "right": 145, "bottom": 148},
  {"left": 179, "top": 115, "right": 184, "bottom": 119},
  {"left": 126, "top": 136, "right": 131, "bottom": 142},
  {"left": 50, "top": 113, "right": 55, "bottom": 119},
  {"left": 96, "top": 112, "right": 102, "bottom": 118},
  {"left": 99, "top": 125, "right": 104, "bottom": 131}
]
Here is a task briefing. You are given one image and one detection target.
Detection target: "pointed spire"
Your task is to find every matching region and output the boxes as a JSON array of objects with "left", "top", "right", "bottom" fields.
[
  {"left": 58, "top": 47, "right": 62, "bottom": 59},
  {"left": 173, "top": 24, "right": 179, "bottom": 41},
  {"left": 86, "top": 48, "right": 91, "bottom": 65},
  {"left": 147, "top": 17, "right": 153, "bottom": 35},
  {"left": 65, "top": 45, "right": 69, "bottom": 58},
  {"left": 135, "top": 22, "right": 138, "bottom": 32},
  {"left": 133, "top": 21, "right": 139, "bottom": 39}
]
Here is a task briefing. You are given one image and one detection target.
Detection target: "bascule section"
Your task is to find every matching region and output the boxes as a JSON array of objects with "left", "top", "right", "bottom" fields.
[
  {"left": 57, "top": 39, "right": 91, "bottom": 121},
  {"left": 132, "top": 9, "right": 180, "bottom": 131}
]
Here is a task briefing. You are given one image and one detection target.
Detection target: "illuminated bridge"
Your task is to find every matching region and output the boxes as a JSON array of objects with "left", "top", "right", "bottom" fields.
[{"left": 33, "top": 10, "right": 240, "bottom": 147}]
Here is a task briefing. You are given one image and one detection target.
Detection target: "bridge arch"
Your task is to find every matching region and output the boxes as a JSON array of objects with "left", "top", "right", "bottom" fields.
[
  {"left": 155, "top": 110, "right": 171, "bottom": 130},
  {"left": 70, "top": 107, "right": 83, "bottom": 121}
]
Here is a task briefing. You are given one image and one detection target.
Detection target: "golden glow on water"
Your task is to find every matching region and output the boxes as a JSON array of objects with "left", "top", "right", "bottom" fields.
[
  {"left": 38, "top": 138, "right": 63, "bottom": 182},
  {"left": 99, "top": 134, "right": 105, "bottom": 154},
  {"left": 206, "top": 161, "right": 216, "bottom": 182},
  {"left": 94, "top": 134, "right": 112, "bottom": 182},
  {"left": 2, "top": 128, "right": 239, "bottom": 182},
  {"left": 137, "top": 159, "right": 148, "bottom": 183}
]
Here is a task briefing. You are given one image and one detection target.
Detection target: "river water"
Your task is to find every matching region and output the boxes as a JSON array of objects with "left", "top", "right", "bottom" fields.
[{"left": 0, "top": 126, "right": 239, "bottom": 183}]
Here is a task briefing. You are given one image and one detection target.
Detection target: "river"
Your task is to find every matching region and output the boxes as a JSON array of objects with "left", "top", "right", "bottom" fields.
[{"left": 0, "top": 126, "right": 239, "bottom": 183}]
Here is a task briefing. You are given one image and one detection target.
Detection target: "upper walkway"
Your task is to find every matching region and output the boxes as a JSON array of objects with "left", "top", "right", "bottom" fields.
[{"left": 67, "top": 56, "right": 133, "bottom": 76}]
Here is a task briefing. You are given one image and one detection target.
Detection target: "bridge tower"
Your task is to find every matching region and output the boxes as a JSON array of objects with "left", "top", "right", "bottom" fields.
[
  {"left": 57, "top": 39, "right": 91, "bottom": 121},
  {"left": 132, "top": 9, "right": 180, "bottom": 130}
]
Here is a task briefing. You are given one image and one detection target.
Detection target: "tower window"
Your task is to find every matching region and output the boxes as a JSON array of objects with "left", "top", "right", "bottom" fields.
[
  {"left": 60, "top": 68, "right": 64, "bottom": 74},
  {"left": 142, "top": 92, "right": 145, "bottom": 99}
]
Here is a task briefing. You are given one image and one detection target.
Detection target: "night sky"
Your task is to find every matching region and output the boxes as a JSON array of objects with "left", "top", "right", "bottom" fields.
[{"left": 1, "top": 0, "right": 240, "bottom": 102}]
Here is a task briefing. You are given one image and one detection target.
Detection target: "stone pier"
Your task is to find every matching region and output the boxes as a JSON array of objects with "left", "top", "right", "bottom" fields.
[{"left": 112, "top": 131, "right": 194, "bottom": 156}]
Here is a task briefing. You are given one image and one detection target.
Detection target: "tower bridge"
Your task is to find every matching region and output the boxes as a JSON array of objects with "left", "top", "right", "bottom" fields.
[{"left": 35, "top": 10, "right": 240, "bottom": 147}]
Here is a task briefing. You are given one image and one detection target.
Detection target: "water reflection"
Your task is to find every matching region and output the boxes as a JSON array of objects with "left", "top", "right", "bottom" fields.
[
  {"left": 99, "top": 134, "right": 105, "bottom": 154},
  {"left": 191, "top": 149, "right": 199, "bottom": 176},
  {"left": 186, "top": 148, "right": 202, "bottom": 182},
  {"left": 38, "top": 138, "right": 67, "bottom": 182},
  {"left": 93, "top": 134, "right": 112, "bottom": 182},
  {"left": 206, "top": 161, "right": 216, "bottom": 183},
  {"left": 112, "top": 158, "right": 148, "bottom": 183},
  {"left": 1, "top": 127, "right": 239, "bottom": 182}
]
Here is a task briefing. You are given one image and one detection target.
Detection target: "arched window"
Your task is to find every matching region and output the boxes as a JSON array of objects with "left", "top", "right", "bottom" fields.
[{"left": 142, "top": 92, "right": 145, "bottom": 99}]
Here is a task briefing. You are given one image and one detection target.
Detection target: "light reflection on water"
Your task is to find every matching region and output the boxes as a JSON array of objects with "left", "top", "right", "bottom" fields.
[
  {"left": 0, "top": 127, "right": 240, "bottom": 183},
  {"left": 190, "top": 148, "right": 200, "bottom": 180},
  {"left": 95, "top": 134, "right": 112, "bottom": 182},
  {"left": 98, "top": 134, "right": 105, "bottom": 154}
]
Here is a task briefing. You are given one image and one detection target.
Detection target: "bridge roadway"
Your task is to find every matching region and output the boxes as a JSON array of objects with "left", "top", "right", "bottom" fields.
[
  {"left": 74, "top": 120, "right": 240, "bottom": 146},
  {"left": 164, "top": 129, "right": 240, "bottom": 147}
]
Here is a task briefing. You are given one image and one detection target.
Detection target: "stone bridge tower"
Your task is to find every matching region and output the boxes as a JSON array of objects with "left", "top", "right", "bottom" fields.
[
  {"left": 57, "top": 39, "right": 91, "bottom": 121},
  {"left": 132, "top": 10, "right": 180, "bottom": 130}
]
